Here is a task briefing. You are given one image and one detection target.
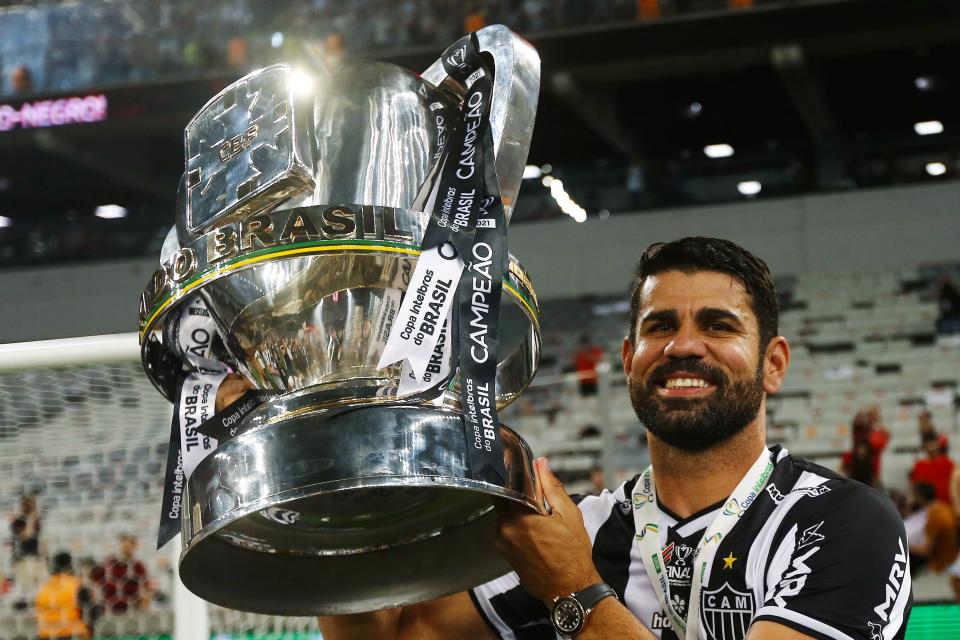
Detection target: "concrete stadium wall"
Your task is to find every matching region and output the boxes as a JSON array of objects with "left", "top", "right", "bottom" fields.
[
  {"left": 509, "top": 180, "right": 960, "bottom": 300},
  {"left": 0, "top": 181, "right": 957, "bottom": 343}
]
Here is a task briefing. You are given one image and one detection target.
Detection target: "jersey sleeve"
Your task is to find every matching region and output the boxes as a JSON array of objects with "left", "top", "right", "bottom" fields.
[
  {"left": 470, "top": 571, "right": 554, "bottom": 639},
  {"left": 753, "top": 482, "right": 912, "bottom": 640}
]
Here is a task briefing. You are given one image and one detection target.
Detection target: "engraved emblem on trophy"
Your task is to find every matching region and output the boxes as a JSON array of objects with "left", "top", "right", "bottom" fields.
[{"left": 138, "top": 25, "right": 543, "bottom": 614}]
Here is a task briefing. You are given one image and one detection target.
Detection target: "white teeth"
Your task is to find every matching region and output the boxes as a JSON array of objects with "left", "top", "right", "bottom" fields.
[{"left": 665, "top": 378, "right": 708, "bottom": 389}]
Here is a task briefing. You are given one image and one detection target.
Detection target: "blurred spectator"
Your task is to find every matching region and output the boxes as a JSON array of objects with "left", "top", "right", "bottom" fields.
[
  {"left": 10, "top": 494, "right": 44, "bottom": 601},
  {"left": 936, "top": 275, "right": 960, "bottom": 334},
  {"left": 637, "top": 0, "right": 662, "bottom": 20},
  {"left": 36, "top": 552, "right": 97, "bottom": 640},
  {"left": 840, "top": 408, "right": 889, "bottom": 486},
  {"left": 842, "top": 438, "right": 876, "bottom": 486},
  {"left": 918, "top": 409, "right": 936, "bottom": 438},
  {"left": 10, "top": 64, "right": 33, "bottom": 94},
  {"left": 90, "top": 534, "right": 154, "bottom": 613},
  {"left": 908, "top": 482, "right": 959, "bottom": 575},
  {"left": 952, "top": 464, "right": 960, "bottom": 516},
  {"left": 918, "top": 410, "right": 949, "bottom": 454},
  {"left": 226, "top": 35, "right": 248, "bottom": 68},
  {"left": 587, "top": 464, "right": 606, "bottom": 496},
  {"left": 464, "top": 10, "right": 486, "bottom": 33},
  {"left": 951, "top": 467, "right": 960, "bottom": 602},
  {"left": 573, "top": 334, "right": 604, "bottom": 397},
  {"left": 910, "top": 431, "right": 956, "bottom": 506}
]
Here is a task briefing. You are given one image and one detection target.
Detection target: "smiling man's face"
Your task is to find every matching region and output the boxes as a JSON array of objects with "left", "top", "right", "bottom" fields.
[{"left": 622, "top": 269, "right": 767, "bottom": 451}]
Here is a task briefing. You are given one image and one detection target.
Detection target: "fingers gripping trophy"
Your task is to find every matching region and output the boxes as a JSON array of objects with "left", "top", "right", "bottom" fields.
[{"left": 138, "top": 26, "right": 544, "bottom": 615}]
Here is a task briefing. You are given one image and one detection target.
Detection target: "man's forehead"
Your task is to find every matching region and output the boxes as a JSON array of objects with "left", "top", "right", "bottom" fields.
[{"left": 638, "top": 270, "right": 752, "bottom": 314}]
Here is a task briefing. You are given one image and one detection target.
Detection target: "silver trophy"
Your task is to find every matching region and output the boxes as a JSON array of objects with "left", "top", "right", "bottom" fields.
[{"left": 138, "top": 26, "right": 543, "bottom": 615}]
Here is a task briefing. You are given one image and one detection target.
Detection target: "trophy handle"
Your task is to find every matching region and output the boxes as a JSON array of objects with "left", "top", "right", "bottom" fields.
[{"left": 421, "top": 25, "right": 540, "bottom": 224}]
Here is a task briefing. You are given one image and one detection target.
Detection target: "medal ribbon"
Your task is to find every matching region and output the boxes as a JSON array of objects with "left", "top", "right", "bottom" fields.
[{"left": 632, "top": 449, "right": 774, "bottom": 639}]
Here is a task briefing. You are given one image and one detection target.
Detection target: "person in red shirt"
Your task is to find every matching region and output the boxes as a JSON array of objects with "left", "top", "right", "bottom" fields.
[
  {"left": 89, "top": 534, "right": 154, "bottom": 613},
  {"left": 573, "top": 334, "right": 605, "bottom": 397},
  {"left": 918, "top": 410, "right": 949, "bottom": 456},
  {"left": 841, "top": 408, "right": 890, "bottom": 486},
  {"left": 910, "top": 431, "right": 956, "bottom": 506}
]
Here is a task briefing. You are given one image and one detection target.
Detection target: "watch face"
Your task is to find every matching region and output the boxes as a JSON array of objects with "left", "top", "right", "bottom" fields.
[{"left": 552, "top": 597, "right": 584, "bottom": 636}]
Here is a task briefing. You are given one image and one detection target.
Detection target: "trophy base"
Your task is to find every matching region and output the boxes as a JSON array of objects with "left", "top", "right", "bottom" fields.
[{"left": 178, "top": 403, "right": 543, "bottom": 615}]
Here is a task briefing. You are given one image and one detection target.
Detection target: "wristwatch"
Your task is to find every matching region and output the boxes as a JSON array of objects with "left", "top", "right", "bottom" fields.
[{"left": 550, "top": 582, "right": 617, "bottom": 638}]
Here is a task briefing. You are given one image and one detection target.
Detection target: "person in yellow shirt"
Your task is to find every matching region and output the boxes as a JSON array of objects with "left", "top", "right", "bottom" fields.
[{"left": 35, "top": 552, "right": 97, "bottom": 640}]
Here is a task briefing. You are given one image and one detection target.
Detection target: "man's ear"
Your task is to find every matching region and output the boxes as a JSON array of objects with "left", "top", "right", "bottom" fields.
[
  {"left": 621, "top": 336, "right": 635, "bottom": 378},
  {"left": 762, "top": 336, "right": 790, "bottom": 394}
]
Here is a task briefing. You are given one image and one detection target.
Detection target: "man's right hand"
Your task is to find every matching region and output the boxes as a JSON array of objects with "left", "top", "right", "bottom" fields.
[{"left": 318, "top": 591, "right": 495, "bottom": 640}]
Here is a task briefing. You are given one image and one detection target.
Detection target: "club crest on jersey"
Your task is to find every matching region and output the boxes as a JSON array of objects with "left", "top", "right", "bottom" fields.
[{"left": 701, "top": 582, "right": 755, "bottom": 640}]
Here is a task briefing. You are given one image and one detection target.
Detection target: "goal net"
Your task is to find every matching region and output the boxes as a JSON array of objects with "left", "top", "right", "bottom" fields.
[{"left": 0, "top": 334, "right": 322, "bottom": 640}]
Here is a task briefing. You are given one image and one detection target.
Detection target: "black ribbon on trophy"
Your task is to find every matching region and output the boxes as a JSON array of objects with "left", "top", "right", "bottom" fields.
[
  {"left": 156, "top": 297, "right": 269, "bottom": 548},
  {"left": 380, "top": 32, "right": 509, "bottom": 486}
]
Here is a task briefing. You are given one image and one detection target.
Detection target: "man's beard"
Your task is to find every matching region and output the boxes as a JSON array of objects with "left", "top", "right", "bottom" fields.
[{"left": 629, "top": 357, "right": 764, "bottom": 452}]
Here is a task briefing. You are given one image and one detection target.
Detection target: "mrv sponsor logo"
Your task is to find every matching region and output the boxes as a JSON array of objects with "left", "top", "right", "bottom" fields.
[
  {"left": 772, "top": 543, "right": 821, "bottom": 606},
  {"left": 871, "top": 538, "right": 907, "bottom": 628}
]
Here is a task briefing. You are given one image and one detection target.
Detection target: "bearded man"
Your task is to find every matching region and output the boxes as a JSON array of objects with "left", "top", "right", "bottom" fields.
[{"left": 315, "top": 236, "right": 912, "bottom": 639}]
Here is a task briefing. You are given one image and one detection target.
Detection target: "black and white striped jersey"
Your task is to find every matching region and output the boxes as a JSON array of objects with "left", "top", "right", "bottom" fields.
[{"left": 470, "top": 446, "right": 912, "bottom": 640}]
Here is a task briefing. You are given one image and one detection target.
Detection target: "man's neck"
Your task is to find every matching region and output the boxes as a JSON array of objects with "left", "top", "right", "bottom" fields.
[{"left": 648, "top": 422, "right": 767, "bottom": 519}]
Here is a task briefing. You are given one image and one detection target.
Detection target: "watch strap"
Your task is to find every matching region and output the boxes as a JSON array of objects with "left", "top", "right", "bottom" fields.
[{"left": 575, "top": 581, "right": 617, "bottom": 611}]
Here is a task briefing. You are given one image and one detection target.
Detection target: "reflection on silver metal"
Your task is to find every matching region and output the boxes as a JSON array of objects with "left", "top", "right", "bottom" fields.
[
  {"left": 139, "top": 220, "right": 540, "bottom": 408},
  {"left": 306, "top": 61, "right": 452, "bottom": 212},
  {"left": 139, "top": 25, "right": 543, "bottom": 614},
  {"left": 179, "top": 405, "right": 544, "bottom": 615},
  {"left": 181, "top": 65, "right": 315, "bottom": 241}
]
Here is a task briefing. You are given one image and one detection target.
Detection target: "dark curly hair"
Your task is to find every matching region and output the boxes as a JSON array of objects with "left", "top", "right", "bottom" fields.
[{"left": 628, "top": 237, "right": 779, "bottom": 350}]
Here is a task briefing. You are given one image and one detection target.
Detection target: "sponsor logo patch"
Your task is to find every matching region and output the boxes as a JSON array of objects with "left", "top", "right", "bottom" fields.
[
  {"left": 871, "top": 537, "right": 908, "bottom": 629},
  {"left": 772, "top": 545, "right": 820, "bottom": 607}
]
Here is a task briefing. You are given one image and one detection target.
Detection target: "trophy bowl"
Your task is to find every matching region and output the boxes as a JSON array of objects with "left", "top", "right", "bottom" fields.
[
  {"left": 138, "top": 25, "right": 543, "bottom": 614},
  {"left": 179, "top": 405, "right": 541, "bottom": 615}
]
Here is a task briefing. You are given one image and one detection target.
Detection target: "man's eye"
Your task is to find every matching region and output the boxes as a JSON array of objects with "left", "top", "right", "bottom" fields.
[
  {"left": 648, "top": 323, "right": 673, "bottom": 332},
  {"left": 708, "top": 322, "right": 732, "bottom": 332}
]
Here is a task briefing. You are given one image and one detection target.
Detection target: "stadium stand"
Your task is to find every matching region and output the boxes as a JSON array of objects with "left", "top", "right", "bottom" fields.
[
  {"left": 1, "top": 262, "right": 957, "bottom": 636},
  {"left": 0, "top": 0, "right": 787, "bottom": 98},
  {"left": 2, "top": 0, "right": 960, "bottom": 635}
]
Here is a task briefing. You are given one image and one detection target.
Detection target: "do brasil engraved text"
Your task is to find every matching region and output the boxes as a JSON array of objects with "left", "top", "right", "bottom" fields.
[{"left": 139, "top": 205, "right": 418, "bottom": 331}]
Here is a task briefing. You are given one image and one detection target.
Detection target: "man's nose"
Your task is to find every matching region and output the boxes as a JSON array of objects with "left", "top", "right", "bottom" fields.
[{"left": 663, "top": 324, "right": 707, "bottom": 359}]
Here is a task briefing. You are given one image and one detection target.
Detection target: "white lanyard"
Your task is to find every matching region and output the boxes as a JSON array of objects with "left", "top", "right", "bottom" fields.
[{"left": 632, "top": 449, "right": 774, "bottom": 640}]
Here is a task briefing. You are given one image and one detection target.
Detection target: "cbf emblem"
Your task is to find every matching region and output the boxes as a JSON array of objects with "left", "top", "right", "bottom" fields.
[{"left": 701, "top": 582, "right": 755, "bottom": 640}]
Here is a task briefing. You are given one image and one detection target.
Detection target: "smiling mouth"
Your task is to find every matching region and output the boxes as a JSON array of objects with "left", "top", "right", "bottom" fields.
[{"left": 656, "top": 375, "right": 716, "bottom": 397}]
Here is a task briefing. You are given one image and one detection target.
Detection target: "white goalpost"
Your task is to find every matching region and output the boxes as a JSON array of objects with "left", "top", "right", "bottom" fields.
[{"left": 0, "top": 333, "right": 210, "bottom": 640}]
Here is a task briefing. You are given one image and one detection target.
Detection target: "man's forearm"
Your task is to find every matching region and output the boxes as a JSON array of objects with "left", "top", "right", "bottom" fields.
[
  {"left": 318, "top": 609, "right": 401, "bottom": 640},
  {"left": 577, "top": 598, "right": 657, "bottom": 640}
]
